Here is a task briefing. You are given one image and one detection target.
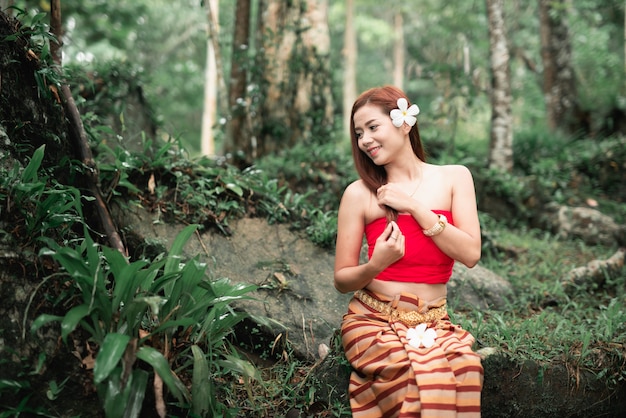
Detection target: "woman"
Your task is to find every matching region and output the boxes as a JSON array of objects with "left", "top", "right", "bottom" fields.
[{"left": 334, "top": 85, "right": 483, "bottom": 417}]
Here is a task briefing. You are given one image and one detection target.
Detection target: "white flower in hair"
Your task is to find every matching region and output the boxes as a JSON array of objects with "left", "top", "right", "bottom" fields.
[
  {"left": 406, "top": 323, "right": 437, "bottom": 349},
  {"left": 390, "top": 98, "right": 420, "bottom": 128}
]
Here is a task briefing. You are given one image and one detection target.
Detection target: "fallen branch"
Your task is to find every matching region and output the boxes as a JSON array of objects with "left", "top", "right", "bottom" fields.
[
  {"left": 561, "top": 247, "right": 626, "bottom": 291},
  {"left": 50, "top": 1, "right": 127, "bottom": 255}
]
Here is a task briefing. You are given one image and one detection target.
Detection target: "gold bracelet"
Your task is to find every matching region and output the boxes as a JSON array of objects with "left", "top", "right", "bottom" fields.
[{"left": 423, "top": 214, "right": 447, "bottom": 237}]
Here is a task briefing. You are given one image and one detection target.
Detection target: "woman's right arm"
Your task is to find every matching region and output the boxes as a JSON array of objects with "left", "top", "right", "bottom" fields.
[{"left": 334, "top": 182, "right": 404, "bottom": 293}]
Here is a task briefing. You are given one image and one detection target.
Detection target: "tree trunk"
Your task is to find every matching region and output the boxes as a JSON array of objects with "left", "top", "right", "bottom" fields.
[
  {"left": 224, "top": 0, "right": 252, "bottom": 160},
  {"left": 486, "top": 0, "right": 513, "bottom": 172},
  {"left": 538, "top": 0, "right": 578, "bottom": 134},
  {"left": 392, "top": 11, "right": 404, "bottom": 89},
  {"left": 248, "top": 0, "right": 333, "bottom": 163},
  {"left": 49, "top": 0, "right": 62, "bottom": 65},
  {"left": 201, "top": 0, "right": 219, "bottom": 156},
  {"left": 342, "top": 0, "right": 357, "bottom": 140}
]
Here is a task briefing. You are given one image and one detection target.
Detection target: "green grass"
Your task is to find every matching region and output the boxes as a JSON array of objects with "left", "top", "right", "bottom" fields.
[{"left": 456, "top": 225, "right": 626, "bottom": 389}]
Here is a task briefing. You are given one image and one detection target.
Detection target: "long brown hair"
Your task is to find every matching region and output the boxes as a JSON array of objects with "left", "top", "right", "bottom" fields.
[{"left": 350, "top": 85, "right": 426, "bottom": 221}]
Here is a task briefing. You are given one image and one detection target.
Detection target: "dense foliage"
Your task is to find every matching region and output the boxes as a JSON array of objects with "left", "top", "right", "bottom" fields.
[{"left": 1, "top": 1, "right": 625, "bottom": 417}]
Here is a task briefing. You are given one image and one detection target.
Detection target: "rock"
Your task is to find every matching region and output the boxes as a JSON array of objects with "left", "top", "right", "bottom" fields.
[
  {"left": 546, "top": 204, "right": 625, "bottom": 246},
  {"left": 562, "top": 247, "right": 626, "bottom": 290},
  {"left": 115, "top": 204, "right": 514, "bottom": 360},
  {"left": 448, "top": 263, "right": 514, "bottom": 311}
]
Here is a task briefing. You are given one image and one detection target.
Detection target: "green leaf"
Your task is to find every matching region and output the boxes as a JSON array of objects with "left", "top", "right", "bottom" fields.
[
  {"left": 218, "top": 354, "right": 261, "bottom": 382},
  {"left": 102, "top": 245, "right": 146, "bottom": 309},
  {"left": 61, "top": 304, "right": 90, "bottom": 343},
  {"left": 123, "top": 369, "right": 149, "bottom": 418},
  {"left": 225, "top": 183, "right": 244, "bottom": 197},
  {"left": 94, "top": 333, "right": 131, "bottom": 384},
  {"left": 0, "top": 379, "right": 30, "bottom": 391},
  {"left": 101, "top": 368, "right": 132, "bottom": 418},
  {"left": 149, "top": 317, "right": 196, "bottom": 336},
  {"left": 30, "top": 314, "right": 64, "bottom": 334},
  {"left": 21, "top": 145, "right": 45, "bottom": 183},
  {"left": 136, "top": 346, "right": 189, "bottom": 403},
  {"left": 164, "top": 224, "right": 199, "bottom": 275},
  {"left": 191, "top": 345, "right": 211, "bottom": 415}
]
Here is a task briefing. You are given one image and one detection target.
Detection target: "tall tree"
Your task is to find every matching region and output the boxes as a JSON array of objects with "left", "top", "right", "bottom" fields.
[
  {"left": 49, "top": 0, "right": 62, "bottom": 64},
  {"left": 392, "top": 11, "right": 404, "bottom": 89},
  {"left": 201, "top": 0, "right": 219, "bottom": 156},
  {"left": 538, "top": 0, "right": 578, "bottom": 133},
  {"left": 244, "top": 0, "right": 333, "bottom": 163},
  {"left": 486, "top": 0, "right": 513, "bottom": 172},
  {"left": 342, "top": 0, "right": 357, "bottom": 139},
  {"left": 225, "top": 0, "right": 252, "bottom": 157}
]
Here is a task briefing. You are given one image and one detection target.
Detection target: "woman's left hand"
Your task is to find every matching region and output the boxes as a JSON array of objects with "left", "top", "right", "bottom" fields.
[{"left": 376, "top": 183, "right": 417, "bottom": 213}]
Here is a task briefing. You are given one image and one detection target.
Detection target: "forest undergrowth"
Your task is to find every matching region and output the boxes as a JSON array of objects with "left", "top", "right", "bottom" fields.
[{"left": 1, "top": 129, "right": 624, "bottom": 417}]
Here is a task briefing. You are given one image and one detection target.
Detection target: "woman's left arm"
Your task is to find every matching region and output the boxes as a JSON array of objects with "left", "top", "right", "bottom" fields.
[{"left": 429, "top": 165, "right": 481, "bottom": 267}]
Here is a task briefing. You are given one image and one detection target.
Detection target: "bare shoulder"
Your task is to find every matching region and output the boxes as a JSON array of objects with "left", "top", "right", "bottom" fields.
[
  {"left": 339, "top": 179, "right": 377, "bottom": 219},
  {"left": 439, "top": 164, "right": 473, "bottom": 177},
  {"left": 437, "top": 164, "right": 474, "bottom": 185},
  {"left": 341, "top": 179, "right": 371, "bottom": 202}
]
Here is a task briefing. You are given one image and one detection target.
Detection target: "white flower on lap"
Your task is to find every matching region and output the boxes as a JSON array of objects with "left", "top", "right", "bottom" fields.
[{"left": 407, "top": 323, "right": 437, "bottom": 349}]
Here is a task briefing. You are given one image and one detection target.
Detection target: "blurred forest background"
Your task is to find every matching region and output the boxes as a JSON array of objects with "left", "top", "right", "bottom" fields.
[
  {"left": 1, "top": 0, "right": 626, "bottom": 417},
  {"left": 8, "top": 0, "right": 625, "bottom": 160}
]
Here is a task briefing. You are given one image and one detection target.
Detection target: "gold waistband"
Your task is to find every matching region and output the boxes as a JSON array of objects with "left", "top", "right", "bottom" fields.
[{"left": 354, "top": 289, "right": 447, "bottom": 327}]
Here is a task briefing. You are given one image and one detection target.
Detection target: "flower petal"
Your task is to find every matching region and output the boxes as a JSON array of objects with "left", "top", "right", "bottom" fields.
[
  {"left": 391, "top": 117, "right": 404, "bottom": 127},
  {"left": 390, "top": 109, "right": 403, "bottom": 119},
  {"left": 415, "top": 323, "right": 427, "bottom": 333},
  {"left": 422, "top": 329, "right": 437, "bottom": 348},
  {"left": 422, "top": 335, "right": 435, "bottom": 348},
  {"left": 407, "top": 104, "right": 420, "bottom": 116},
  {"left": 406, "top": 328, "right": 417, "bottom": 340},
  {"left": 404, "top": 115, "right": 417, "bottom": 127},
  {"left": 396, "top": 98, "right": 408, "bottom": 111},
  {"left": 408, "top": 337, "right": 421, "bottom": 349}
]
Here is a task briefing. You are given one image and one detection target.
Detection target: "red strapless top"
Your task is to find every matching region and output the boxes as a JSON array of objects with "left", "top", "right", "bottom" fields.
[{"left": 364, "top": 211, "right": 454, "bottom": 284}]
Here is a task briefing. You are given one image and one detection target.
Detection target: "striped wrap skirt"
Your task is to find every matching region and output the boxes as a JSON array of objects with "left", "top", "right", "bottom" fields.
[{"left": 341, "top": 289, "right": 483, "bottom": 417}]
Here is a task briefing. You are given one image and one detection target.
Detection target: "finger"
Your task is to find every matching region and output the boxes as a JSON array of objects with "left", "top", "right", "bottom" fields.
[
  {"left": 380, "top": 222, "right": 393, "bottom": 240},
  {"left": 387, "top": 221, "right": 401, "bottom": 242}
]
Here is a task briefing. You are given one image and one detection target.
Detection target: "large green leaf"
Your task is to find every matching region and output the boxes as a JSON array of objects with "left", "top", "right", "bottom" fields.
[
  {"left": 164, "top": 224, "right": 199, "bottom": 275},
  {"left": 102, "top": 245, "right": 146, "bottom": 310},
  {"left": 60, "top": 304, "right": 90, "bottom": 343},
  {"left": 21, "top": 145, "right": 45, "bottom": 183},
  {"left": 148, "top": 317, "right": 196, "bottom": 337},
  {"left": 218, "top": 354, "right": 261, "bottom": 383},
  {"left": 136, "top": 346, "right": 189, "bottom": 403},
  {"left": 94, "top": 333, "right": 131, "bottom": 384},
  {"left": 123, "top": 369, "right": 149, "bottom": 418},
  {"left": 30, "top": 314, "right": 64, "bottom": 334},
  {"left": 100, "top": 367, "right": 132, "bottom": 418},
  {"left": 191, "top": 345, "right": 210, "bottom": 416}
]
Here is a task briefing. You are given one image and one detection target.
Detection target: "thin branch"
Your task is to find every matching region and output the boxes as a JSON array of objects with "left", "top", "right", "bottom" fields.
[{"left": 49, "top": 1, "right": 127, "bottom": 256}]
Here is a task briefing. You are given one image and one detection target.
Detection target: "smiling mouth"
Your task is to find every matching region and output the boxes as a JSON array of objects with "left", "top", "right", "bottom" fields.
[{"left": 368, "top": 146, "right": 381, "bottom": 156}]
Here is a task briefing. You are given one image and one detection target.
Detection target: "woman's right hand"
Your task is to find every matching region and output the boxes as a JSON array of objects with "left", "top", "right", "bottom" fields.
[{"left": 369, "top": 221, "right": 405, "bottom": 270}]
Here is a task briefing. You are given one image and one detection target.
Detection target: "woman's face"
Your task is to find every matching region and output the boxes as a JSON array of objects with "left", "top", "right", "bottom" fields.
[{"left": 353, "top": 104, "right": 407, "bottom": 165}]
